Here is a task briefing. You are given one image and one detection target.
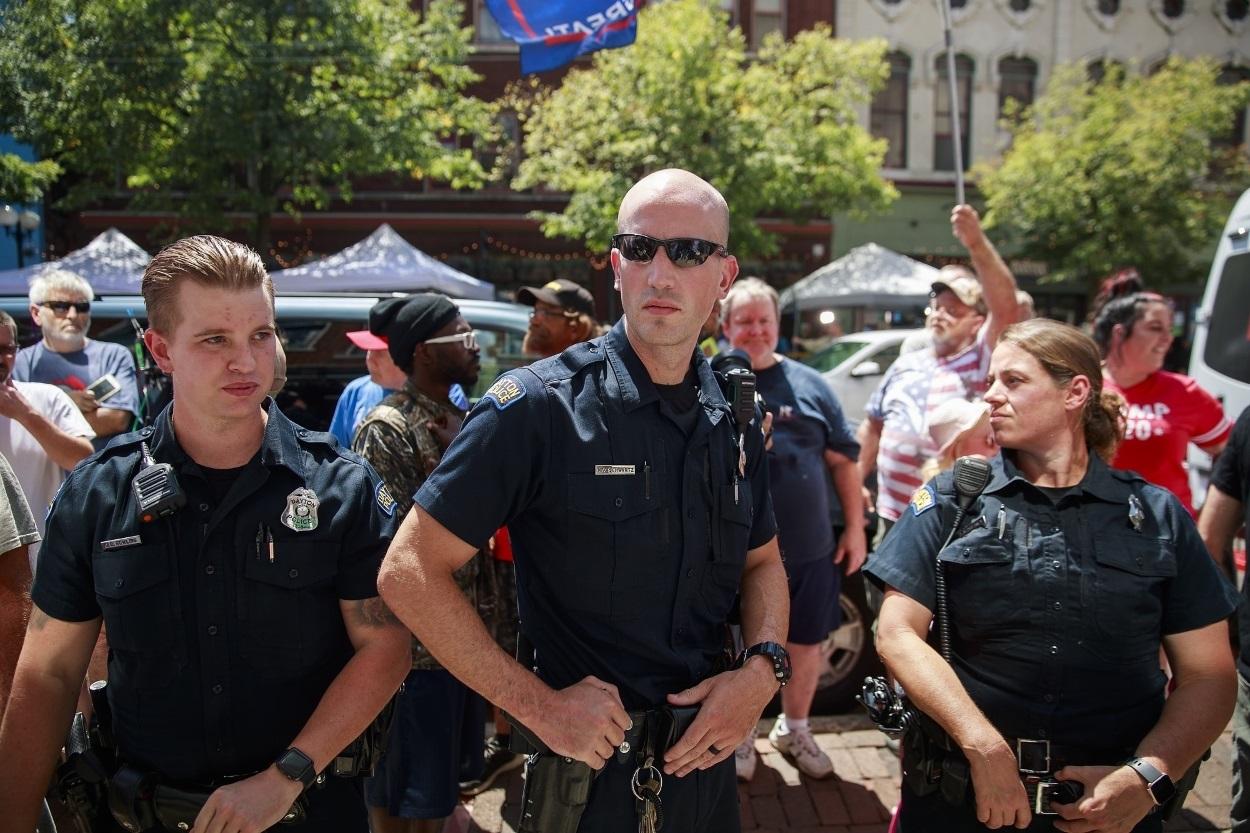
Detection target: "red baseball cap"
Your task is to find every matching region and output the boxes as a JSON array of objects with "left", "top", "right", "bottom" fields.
[{"left": 345, "top": 329, "right": 388, "bottom": 351}]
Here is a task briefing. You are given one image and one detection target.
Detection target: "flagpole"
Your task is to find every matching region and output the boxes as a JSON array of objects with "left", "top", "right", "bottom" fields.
[{"left": 939, "top": 0, "right": 966, "bottom": 206}]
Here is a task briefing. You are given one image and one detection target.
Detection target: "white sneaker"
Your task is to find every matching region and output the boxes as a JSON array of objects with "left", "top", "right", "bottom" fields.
[
  {"left": 734, "top": 727, "right": 758, "bottom": 782},
  {"left": 768, "top": 720, "right": 834, "bottom": 779}
]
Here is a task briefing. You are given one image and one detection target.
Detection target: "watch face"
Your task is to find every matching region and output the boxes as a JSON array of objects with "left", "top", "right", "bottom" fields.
[{"left": 1151, "top": 775, "right": 1176, "bottom": 804}]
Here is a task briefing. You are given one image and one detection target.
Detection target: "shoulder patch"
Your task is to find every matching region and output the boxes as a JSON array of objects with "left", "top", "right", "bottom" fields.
[
  {"left": 483, "top": 376, "right": 526, "bottom": 411},
  {"left": 911, "top": 484, "right": 937, "bottom": 516},
  {"left": 375, "top": 481, "right": 397, "bottom": 517}
]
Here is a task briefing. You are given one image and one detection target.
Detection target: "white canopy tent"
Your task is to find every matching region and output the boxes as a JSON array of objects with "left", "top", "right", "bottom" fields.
[
  {"left": 271, "top": 224, "right": 494, "bottom": 300},
  {"left": 779, "top": 243, "right": 939, "bottom": 312},
  {"left": 0, "top": 228, "right": 150, "bottom": 295}
]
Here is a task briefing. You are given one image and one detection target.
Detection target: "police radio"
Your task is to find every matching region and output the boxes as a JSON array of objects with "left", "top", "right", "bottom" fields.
[
  {"left": 133, "top": 442, "right": 186, "bottom": 523},
  {"left": 710, "top": 349, "right": 759, "bottom": 429}
]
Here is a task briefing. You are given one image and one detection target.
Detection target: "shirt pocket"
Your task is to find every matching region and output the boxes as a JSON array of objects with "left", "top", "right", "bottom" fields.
[
  {"left": 238, "top": 539, "right": 341, "bottom": 675},
  {"left": 93, "top": 545, "right": 184, "bottom": 687},
  {"left": 1090, "top": 531, "right": 1175, "bottom": 642},
  {"left": 937, "top": 537, "right": 1021, "bottom": 634},
  {"left": 565, "top": 470, "right": 665, "bottom": 619}
]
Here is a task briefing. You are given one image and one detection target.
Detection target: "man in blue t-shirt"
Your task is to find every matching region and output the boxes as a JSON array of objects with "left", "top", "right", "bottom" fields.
[
  {"left": 722, "top": 277, "right": 865, "bottom": 782},
  {"left": 16, "top": 271, "right": 139, "bottom": 445}
]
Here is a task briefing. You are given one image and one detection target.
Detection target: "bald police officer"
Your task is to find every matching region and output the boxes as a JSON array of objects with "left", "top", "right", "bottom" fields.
[{"left": 379, "top": 169, "right": 790, "bottom": 833}]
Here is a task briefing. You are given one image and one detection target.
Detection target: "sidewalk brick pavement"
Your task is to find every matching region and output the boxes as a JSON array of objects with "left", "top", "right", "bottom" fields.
[{"left": 453, "top": 713, "right": 1237, "bottom": 833}]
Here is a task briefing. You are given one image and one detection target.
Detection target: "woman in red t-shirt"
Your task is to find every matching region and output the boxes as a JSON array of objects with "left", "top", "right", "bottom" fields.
[{"left": 1093, "top": 290, "right": 1231, "bottom": 516}]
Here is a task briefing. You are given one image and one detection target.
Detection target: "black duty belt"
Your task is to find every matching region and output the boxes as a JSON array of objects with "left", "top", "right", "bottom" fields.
[{"left": 107, "top": 764, "right": 309, "bottom": 832}]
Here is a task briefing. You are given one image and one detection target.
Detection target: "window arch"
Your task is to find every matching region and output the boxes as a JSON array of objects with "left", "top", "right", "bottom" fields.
[
  {"left": 935, "top": 54, "right": 974, "bottom": 171},
  {"left": 871, "top": 52, "right": 911, "bottom": 169},
  {"left": 998, "top": 56, "right": 1038, "bottom": 118}
]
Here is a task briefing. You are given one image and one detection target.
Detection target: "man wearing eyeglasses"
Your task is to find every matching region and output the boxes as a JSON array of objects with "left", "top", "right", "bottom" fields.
[
  {"left": 517, "top": 278, "right": 600, "bottom": 359},
  {"left": 16, "top": 270, "right": 140, "bottom": 445},
  {"left": 378, "top": 169, "right": 788, "bottom": 833},
  {"left": 858, "top": 204, "right": 1020, "bottom": 534},
  {"left": 350, "top": 293, "right": 492, "bottom": 833}
]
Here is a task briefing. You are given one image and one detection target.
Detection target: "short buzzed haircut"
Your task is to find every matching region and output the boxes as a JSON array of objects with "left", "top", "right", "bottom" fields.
[
  {"left": 142, "top": 235, "right": 273, "bottom": 334},
  {"left": 29, "top": 269, "right": 93, "bottom": 306}
]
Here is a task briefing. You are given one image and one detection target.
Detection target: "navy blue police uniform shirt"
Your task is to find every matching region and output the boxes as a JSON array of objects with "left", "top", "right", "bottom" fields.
[
  {"left": 32, "top": 401, "right": 398, "bottom": 784},
  {"left": 1210, "top": 407, "right": 1250, "bottom": 679},
  {"left": 416, "top": 320, "right": 777, "bottom": 711},
  {"left": 864, "top": 452, "right": 1237, "bottom": 755},
  {"left": 755, "top": 357, "right": 859, "bottom": 564}
]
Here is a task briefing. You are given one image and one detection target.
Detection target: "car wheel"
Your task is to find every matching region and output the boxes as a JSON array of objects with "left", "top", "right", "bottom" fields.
[{"left": 810, "top": 572, "right": 882, "bottom": 715}]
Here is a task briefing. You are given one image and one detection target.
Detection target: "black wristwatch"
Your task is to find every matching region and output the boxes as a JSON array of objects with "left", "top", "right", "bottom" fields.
[
  {"left": 274, "top": 747, "right": 318, "bottom": 789},
  {"left": 737, "top": 641, "right": 792, "bottom": 687},
  {"left": 1125, "top": 757, "right": 1176, "bottom": 806}
]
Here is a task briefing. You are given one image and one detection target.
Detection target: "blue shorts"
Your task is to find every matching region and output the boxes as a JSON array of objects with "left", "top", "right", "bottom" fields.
[
  {"left": 785, "top": 554, "right": 842, "bottom": 645},
  {"left": 365, "top": 668, "right": 485, "bottom": 819}
]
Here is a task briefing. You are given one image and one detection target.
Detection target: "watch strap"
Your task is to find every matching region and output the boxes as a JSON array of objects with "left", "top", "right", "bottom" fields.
[
  {"left": 739, "top": 641, "right": 791, "bottom": 686},
  {"left": 1125, "top": 757, "right": 1173, "bottom": 805}
]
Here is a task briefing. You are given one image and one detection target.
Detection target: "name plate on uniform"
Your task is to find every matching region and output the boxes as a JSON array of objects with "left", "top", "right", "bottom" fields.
[{"left": 594, "top": 465, "right": 636, "bottom": 476}]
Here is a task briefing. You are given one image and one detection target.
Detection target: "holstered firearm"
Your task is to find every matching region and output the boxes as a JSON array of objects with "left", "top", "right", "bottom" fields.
[
  {"left": 503, "top": 711, "right": 594, "bottom": 833},
  {"left": 51, "top": 680, "right": 115, "bottom": 832},
  {"left": 506, "top": 633, "right": 594, "bottom": 833}
]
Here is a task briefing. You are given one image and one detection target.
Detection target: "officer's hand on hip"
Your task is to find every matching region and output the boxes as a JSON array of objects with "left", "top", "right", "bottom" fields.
[
  {"left": 191, "top": 766, "right": 303, "bottom": 833},
  {"left": 537, "top": 675, "right": 631, "bottom": 770},
  {"left": 965, "top": 734, "right": 1031, "bottom": 829},
  {"left": 1051, "top": 764, "right": 1156, "bottom": 833},
  {"left": 662, "top": 659, "right": 778, "bottom": 778}
]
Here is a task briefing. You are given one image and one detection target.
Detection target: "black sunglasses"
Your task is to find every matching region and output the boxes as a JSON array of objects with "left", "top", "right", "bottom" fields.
[
  {"left": 611, "top": 233, "right": 729, "bottom": 268},
  {"left": 40, "top": 300, "right": 91, "bottom": 315}
]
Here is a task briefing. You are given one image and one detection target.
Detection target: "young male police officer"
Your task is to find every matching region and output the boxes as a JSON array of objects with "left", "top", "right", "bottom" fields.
[
  {"left": 379, "top": 169, "right": 790, "bottom": 833},
  {"left": 0, "top": 235, "right": 410, "bottom": 833}
]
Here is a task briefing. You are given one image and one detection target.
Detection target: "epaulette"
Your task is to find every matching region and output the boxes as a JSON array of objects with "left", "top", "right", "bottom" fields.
[
  {"left": 91, "top": 425, "right": 156, "bottom": 460},
  {"left": 531, "top": 338, "right": 606, "bottom": 381},
  {"left": 292, "top": 427, "right": 337, "bottom": 448}
]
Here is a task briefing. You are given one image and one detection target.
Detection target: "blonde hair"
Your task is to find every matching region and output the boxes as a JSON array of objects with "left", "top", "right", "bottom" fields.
[
  {"left": 998, "top": 319, "right": 1122, "bottom": 462},
  {"left": 142, "top": 235, "right": 273, "bottom": 333},
  {"left": 721, "top": 277, "right": 779, "bottom": 327}
]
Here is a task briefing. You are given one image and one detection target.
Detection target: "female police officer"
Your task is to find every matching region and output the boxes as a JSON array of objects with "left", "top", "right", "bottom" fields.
[{"left": 865, "top": 319, "right": 1237, "bottom": 832}]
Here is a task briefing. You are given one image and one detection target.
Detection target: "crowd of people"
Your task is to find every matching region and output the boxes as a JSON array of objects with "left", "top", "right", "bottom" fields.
[{"left": 0, "top": 167, "right": 1242, "bottom": 833}]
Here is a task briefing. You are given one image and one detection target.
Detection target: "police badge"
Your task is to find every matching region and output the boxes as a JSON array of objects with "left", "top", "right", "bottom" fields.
[{"left": 282, "top": 487, "right": 320, "bottom": 532}]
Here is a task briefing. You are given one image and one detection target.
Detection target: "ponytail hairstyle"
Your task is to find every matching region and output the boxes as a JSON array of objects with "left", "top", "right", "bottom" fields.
[{"left": 998, "top": 319, "right": 1123, "bottom": 462}]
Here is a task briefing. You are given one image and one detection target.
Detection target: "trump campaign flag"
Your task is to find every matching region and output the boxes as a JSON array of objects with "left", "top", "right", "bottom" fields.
[{"left": 484, "top": 0, "right": 643, "bottom": 74}]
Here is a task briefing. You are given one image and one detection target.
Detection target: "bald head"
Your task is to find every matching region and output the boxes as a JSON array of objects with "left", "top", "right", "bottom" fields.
[{"left": 617, "top": 169, "right": 730, "bottom": 245}]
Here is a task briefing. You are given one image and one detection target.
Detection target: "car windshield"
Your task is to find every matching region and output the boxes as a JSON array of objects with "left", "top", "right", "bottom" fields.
[{"left": 804, "top": 340, "right": 869, "bottom": 373}]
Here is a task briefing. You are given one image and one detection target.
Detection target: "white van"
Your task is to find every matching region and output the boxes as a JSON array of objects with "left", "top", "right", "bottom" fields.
[{"left": 1187, "top": 187, "right": 1250, "bottom": 502}]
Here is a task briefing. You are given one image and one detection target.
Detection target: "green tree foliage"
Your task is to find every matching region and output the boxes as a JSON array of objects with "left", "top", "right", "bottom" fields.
[
  {"left": 977, "top": 58, "right": 1250, "bottom": 288},
  {"left": 0, "top": 0, "right": 499, "bottom": 257},
  {"left": 0, "top": 154, "right": 61, "bottom": 205},
  {"left": 509, "top": 0, "right": 897, "bottom": 258}
]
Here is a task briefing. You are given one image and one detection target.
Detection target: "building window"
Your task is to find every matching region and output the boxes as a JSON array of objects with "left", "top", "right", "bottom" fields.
[
  {"left": 752, "top": 0, "right": 784, "bottom": 49},
  {"left": 871, "top": 52, "right": 911, "bottom": 169},
  {"left": 1162, "top": 0, "right": 1184, "bottom": 17},
  {"left": 1009, "top": 0, "right": 1031, "bottom": 10},
  {"left": 1227, "top": 0, "right": 1248, "bottom": 20},
  {"left": 998, "top": 56, "right": 1037, "bottom": 117},
  {"left": 1098, "top": 0, "right": 1120, "bottom": 12},
  {"left": 1087, "top": 58, "right": 1123, "bottom": 84},
  {"left": 1215, "top": 65, "right": 1250, "bottom": 151},
  {"left": 719, "top": 0, "right": 739, "bottom": 26},
  {"left": 935, "top": 54, "right": 974, "bottom": 171},
  {"left": 476, "top": 0, "right": 509, "bottom": 44},
  {"left": 951, "top": 0, "right": 969, "bottom": 7}
]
